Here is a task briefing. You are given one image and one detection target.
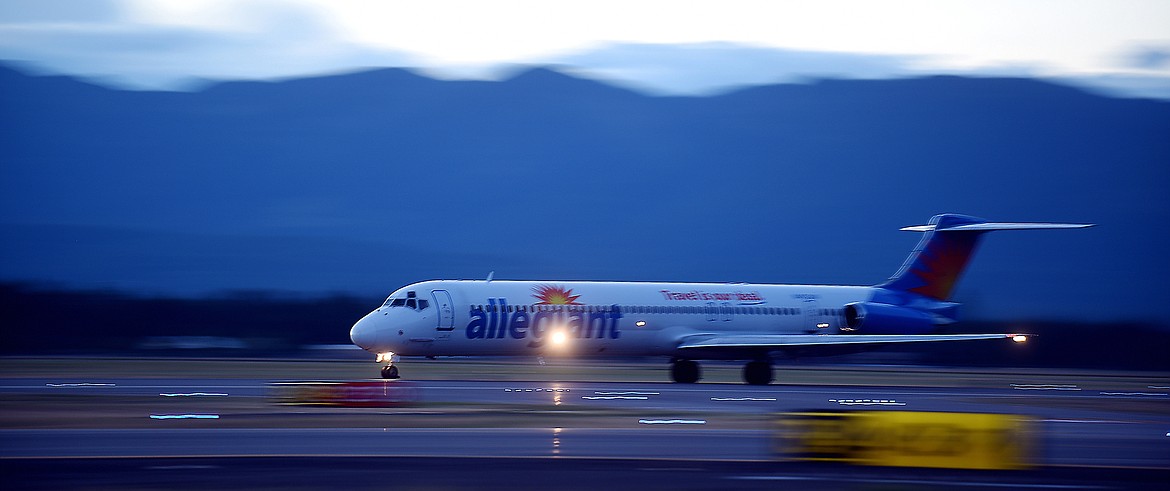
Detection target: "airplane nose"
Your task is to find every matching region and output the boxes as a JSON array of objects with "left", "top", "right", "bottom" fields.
[{"left": 350, "top": 315, "right": 379, "bottom": 350}]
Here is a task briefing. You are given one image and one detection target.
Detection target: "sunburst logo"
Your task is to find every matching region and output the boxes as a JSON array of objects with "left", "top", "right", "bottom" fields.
[{"left": 532, "top": 285, "right": 582, "bottom": 305}]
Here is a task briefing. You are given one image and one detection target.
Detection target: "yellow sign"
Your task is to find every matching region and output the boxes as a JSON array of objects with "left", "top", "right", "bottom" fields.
[{"left": 775, "top": 411, "right": 1036, "bottom": 470}]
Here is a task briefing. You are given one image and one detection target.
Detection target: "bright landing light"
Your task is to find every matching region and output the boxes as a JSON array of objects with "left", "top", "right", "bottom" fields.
[
  {"left": 550, "top": 331, "right": 567, "bottom": 346},
  {"left": 1012, "top": 335, "right": 1028, "bottom": 343}
]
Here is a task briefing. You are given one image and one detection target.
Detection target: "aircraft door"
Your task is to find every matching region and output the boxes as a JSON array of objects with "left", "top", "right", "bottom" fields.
[
  {"left": 432, "top": 290, "right": 454, "bottom": 331},
  {"left": 803, "top": 298, "right": 822, "bottom": 333}
]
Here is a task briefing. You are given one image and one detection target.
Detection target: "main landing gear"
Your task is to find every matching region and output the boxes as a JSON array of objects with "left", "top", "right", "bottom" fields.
[
  {"left": 670, "top": 358, "right": 701, "bottom": 383},
  {"left": 669, "top": 358, "right": 774, "bottom": 385},
  {"left": 376, "top": 352, "right": 400, "bottom": 379},
  {"left": 743, "top": 360, "right": 773, "bottom": 386}
]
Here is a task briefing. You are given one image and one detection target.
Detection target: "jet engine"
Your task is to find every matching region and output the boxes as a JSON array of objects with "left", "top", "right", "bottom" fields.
[{"left": 843, "top": 302, "right": 936, "bottom": 335}]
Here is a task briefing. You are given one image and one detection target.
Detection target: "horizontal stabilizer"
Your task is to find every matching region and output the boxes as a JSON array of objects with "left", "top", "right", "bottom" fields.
[
  {"left": 900, "top": 222, "right": 1093, "bottom": 232},
  {"left": 677, "top": 333, "right": 1023, "bottom": 350},
  {"left": 882, "top": 214, "right": 1094, "bottom": 300}
]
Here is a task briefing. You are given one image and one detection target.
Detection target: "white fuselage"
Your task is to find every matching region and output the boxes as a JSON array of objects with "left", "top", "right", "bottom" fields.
[
  {"left": 347, "top": 214, "right": 1090, "bottom": 383},
  {"left": 350, "top": 280, "right": 875, "bottom": 358}
]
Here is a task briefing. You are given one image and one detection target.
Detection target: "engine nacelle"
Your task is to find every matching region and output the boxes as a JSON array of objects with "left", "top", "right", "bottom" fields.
[{"left": 843, "top": 302, "right": 936, "bottom": 335}]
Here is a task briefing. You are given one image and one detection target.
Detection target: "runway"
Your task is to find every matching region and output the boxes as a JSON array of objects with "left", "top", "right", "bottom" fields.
[
  {"left": 1, "top": 359, "right": 1167, "bottom": 489},
  {"left": 2, "top": 377, "right": 1167, "bottom": 467},
  {"left": 6, "top": 456, "right": 1168, "bottom": 491}
]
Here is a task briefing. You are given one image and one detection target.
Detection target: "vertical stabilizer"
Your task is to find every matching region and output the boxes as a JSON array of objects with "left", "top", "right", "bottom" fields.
[{"left": 879, "top": 214, "right": 1092, "bottom": 300}]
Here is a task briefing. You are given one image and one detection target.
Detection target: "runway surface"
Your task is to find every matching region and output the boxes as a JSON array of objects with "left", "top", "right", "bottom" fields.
[
  {"left": 1, "top": 359, "right": 1167, "bottom": 489},
  {"left": 5, "top": 456, "right": 1169, "bottom": 491},
  {"left": 3, "top": 377, "right": 1167, "bottom": 466}
]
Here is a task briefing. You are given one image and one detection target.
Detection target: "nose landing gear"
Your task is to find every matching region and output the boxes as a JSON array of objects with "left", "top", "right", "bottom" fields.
[{"left": 375, "top": 352, "right": 400, "bottom": 379}]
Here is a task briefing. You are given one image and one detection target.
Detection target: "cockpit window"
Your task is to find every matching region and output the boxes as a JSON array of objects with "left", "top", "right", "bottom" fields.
[{"left": 381, "top": 294, "right": 429, "bottom": 311}]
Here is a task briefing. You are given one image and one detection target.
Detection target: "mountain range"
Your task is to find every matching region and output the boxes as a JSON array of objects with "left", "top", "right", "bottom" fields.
[{"left": 1, "top": 63, "right": 1167, "bottom": 324}]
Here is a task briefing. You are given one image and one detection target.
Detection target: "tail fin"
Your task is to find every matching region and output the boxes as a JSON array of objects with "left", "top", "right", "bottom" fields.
[{"left": 880, "top": 214, "right": 1092, "bottom": 300}]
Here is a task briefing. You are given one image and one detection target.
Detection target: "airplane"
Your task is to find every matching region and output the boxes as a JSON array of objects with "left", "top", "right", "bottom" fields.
[{"left": 349, "top": 213, "right": 1092, "bottom": 384}]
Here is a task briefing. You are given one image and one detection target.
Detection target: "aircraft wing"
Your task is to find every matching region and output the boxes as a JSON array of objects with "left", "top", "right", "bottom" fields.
[{"left": 677, "top": 333, "right": 1023, "bottom": 350}]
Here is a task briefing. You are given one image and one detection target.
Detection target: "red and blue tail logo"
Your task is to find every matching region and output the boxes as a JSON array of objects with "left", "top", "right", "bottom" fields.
[{"left": 880, "top": 214, "right": 987, "bottom": 300}]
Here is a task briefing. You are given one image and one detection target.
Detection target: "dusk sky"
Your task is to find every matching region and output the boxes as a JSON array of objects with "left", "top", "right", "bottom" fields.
[{"left": 1, "top": 1, "right": 1168, "bottom": 97}]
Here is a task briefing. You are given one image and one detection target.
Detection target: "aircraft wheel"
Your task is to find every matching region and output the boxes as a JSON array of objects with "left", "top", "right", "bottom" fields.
[
  {"left": 670, "top": 359, "right": 701, "bottom": 383},
  {"left": 743, "top": 361, "right": 773, "bottom": 385},
  {"left": 381, "top": 365, "right": 400, "bottom": 379}
]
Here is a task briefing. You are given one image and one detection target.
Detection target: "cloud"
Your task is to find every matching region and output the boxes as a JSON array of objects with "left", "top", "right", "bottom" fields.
[
  {"left": 0, "top": 0, "right": 122, "bottom": 23},
  {"left": 1, "top": 2, "right": 1166, "bottom": 99},
  {"left": 0, "top": 0, "right": 415, "bottom": 89},
  {"left": 548, "top": 42, "right": 922, "bottom": 95},
  {"left": 1126, "top": 46, "right": 1170, "bottom": 70}
]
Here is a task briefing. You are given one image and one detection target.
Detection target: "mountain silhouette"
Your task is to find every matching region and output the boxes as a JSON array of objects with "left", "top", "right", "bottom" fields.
[{"left": 1, "top": 63, "right": 1167, "bottom": 323}]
